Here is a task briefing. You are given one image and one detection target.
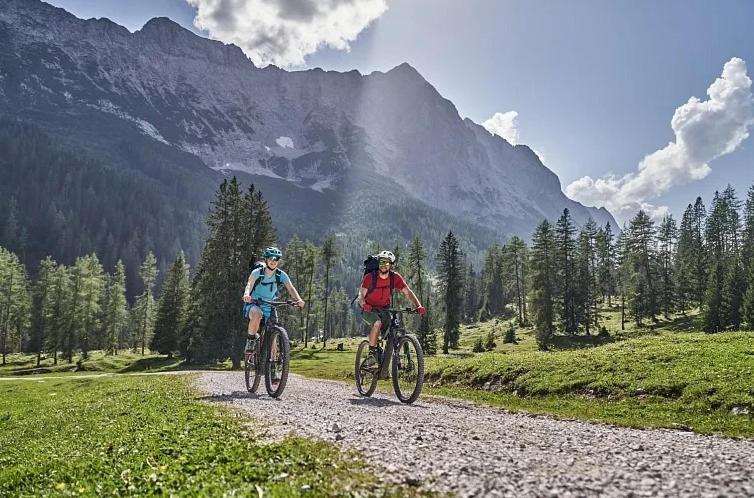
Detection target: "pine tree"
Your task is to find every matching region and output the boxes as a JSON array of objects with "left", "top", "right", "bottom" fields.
[
  {"left": 437, "top": 231, "right": 464, "bottom": 354},
  {"left": 703, "top": 259, "right": 724, "bottom": 333},
  {"left": 692, "top": 197, "right": 708, "bottom": 307},
  {"left": 575, "top": 219, "right": 598, "bottom": 334},
  {"left": 596, "top": 223, "right": 616, "bottom": 307},
  {"left": 555, "top": 208, "right": 578, "bottom": 334},
  {"left": 529, "top": 221, "right": 557, "bottom": 349},
  {"left": 703, "top": 191, "right": 732, "bottom": 331},
  {"left": 284, "top": 235, "right": 305, "bottom": 341},
  {"left": 188, "top": 179, "right": 275, "bottom": 365},
  {"left": 0, "top": 247, "right": 30, "bottom": 364},
  {"left": 103, "top": 260, "right": 128, "bottom": 354},
  {"left": 626, "top": 211, "right": 658, "bottom": 325},
  {"left": 321, "top": 236, "right": 337, "bottom": 348},
  {"left": 657, "top": 215, "right": 677, "bottom": 319},
  {"left": 45, "top": 263, "right": 70, "bottom": 365},
  {"left": 302, "top": 241, "right": 317, "bottom": 347},
  {"left": 720, "top": 255, "right": 745, "bottom": 330},
  {"left": 463, "top": 263, "right": 479, "bottom": 323},
  {"left": 406, "top": 237, "right": 434, "bottom": 354},
  {"left": 29, "top": 257, "right": 57, "bottom": 366},
  {"left": 76, "top": 254, "right": 104, "bottom": 359},
  {"left": 742, "top": 252, "right": 754, "bottom": 329},
  {"left": 136, "top": 252, "right": 158, "bottom": 355},
  {"left": 614, "top": 226, "right": 629, "bottom": 330},
  {"left": 479, "top": 244, "right": 504, "bottom": 319},
  {"left": 504, "top": 237, "right": 529, "bottom": 326},
  {"left": 675, "top": 204, "right": 696, "bottom": 313},
  {"left": 743, "top": 185, "right": 754, "bottom": 269},
  {"left": 151, "top": 253, "right": 190, "bottom": 357}
]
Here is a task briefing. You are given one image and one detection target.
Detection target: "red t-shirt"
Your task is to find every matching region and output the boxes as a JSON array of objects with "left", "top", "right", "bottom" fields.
[{"left": 361, "top": 271, "right": 406, "bottom": 307}]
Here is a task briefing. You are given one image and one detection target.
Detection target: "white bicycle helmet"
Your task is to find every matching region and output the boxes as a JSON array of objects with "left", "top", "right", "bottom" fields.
[{"left": 378, "top": 250, "right": 396, "bottom": 263}]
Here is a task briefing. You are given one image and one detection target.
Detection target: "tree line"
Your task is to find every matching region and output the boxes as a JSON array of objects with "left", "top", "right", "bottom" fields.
[{"left": 4, "top": 179, "right": 752, "bottom": 364}]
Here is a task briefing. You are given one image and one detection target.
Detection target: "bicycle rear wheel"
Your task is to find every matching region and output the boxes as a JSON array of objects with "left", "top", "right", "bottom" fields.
[
  {"left": 355, "top": 340, "right": 378, "bottom": 397},
  {"left": 392, "top": 335, "right": 424, "bottom": 404},
  {"left": 265, "top": 326, "right": 290, "bottom": 398},
  {"left": 244, "top": 341, "right": 262, "bottom": 393}
]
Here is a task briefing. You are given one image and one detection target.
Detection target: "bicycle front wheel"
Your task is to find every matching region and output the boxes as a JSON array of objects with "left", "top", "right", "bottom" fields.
[
  {"left": 244, "top": 341, "right": 262, "bottom": 393},
  {"left": 265, "top": 326, "right": 290, "bottom": 398},
  {"left": 355, "top": 340, "right": 378, "bottom": 397},
  {"left": 392, "top": 335, "right": 424, "bottom": 404}
]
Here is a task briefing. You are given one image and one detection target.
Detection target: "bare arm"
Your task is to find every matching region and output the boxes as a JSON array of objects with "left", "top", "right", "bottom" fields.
[
  {"left": 401, "top": 287, "right": 422, "bottom": 308},
  {"left": 358, "top": 287, "right": 368, "bottom": 307},
  {"left": 284, "top": 282, "right": 305, "bottom": 306}
]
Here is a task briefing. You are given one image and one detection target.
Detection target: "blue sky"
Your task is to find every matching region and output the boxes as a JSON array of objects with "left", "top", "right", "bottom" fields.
[{"left": 48, "top": 0, "right": 754, "bottom": 222}]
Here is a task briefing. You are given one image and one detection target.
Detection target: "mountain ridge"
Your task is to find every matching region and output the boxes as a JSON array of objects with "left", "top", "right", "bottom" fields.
[{"left": 0, "top": 0, "right": 617, "bottom": 254}]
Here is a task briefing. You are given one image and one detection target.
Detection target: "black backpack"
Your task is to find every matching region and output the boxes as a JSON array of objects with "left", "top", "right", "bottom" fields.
[
  {"left": 351, "top": 255, "right": 395, "bottom": 308},
  {"left": 247, "top": 260, "right": 283, "bottom": 296}
]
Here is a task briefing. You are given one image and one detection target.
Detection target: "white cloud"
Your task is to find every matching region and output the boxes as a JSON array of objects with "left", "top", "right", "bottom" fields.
[
  {"left": 565, "top": 57, "right": 754, "bottom": 220},
  {"left": 186, "top": 0, "right": 388, "bottom": 68},
  {"left": 482, "top": 111, "right": 520, "bottom": 145}
]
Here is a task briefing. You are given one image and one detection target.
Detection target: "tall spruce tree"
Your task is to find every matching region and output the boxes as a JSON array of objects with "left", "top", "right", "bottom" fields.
[
  {"left": 575, "top": 219, "right": 598, "bottom": 334},
  {"left": 45, "top": 263, "right": 70, "bottom": 364},
  {"left": 692, "top": 197, "right": 708, "bottom": 306},
  {"left": 463, "top": 262, "right": 480, "bottom": 323},
  {"left": 151, "top": 253, "right": 190, "bottom": 357},
  {"left": 555, "top": 208, "right": 578, "bottom": 334},
  {"left": 0, "top": 247, "right": 30, "bottom": 364},
  {"left": 437, "top": 231, "right": 464, "bottom": 354},
  {"left": 321, "top": 236, "right": 337, "bottom": 348},
  {"left": 596, "top": 223, "right": 615, "bottom": 307},
  {"left": 675, "top": 204, "right": 696, "bottom": 313},
  {"left": 479, "top": 244, "right": 504, "bottom": 319},
  {"left": 301, "top": 241, "right": 317, "bottom": 347},
  {"left": 134, "top": 252, "right": 158, "bottom": 355},
  {"left": 406, "top": 237, "right": 435, "bottom": 354},
  {"left": 742, "top": 251, "right": 754, "bottom": 329},
  {"left": 30, "top": 257, "right": 56, "bottom": 366},
  {"left": 626, "top": 211, "right": 659, "bottom": 325},
  {"left": 103, "top": 260, "right": 128, "bottom": 354},
  {"left": 529, "top": 221, "right": 557, "bottom": 349},
  {"left": 657, "top": 215, "right": 678, "bottom": 319}
]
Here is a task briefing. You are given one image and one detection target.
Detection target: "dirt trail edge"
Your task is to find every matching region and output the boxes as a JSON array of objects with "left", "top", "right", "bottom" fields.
[{"left": 199, "top": 372, "right": 754, "bottom": 497}]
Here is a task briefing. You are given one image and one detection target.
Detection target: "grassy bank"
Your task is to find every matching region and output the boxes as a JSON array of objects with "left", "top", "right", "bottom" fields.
[
  {"left": 0, "top": 351, "right": 186, "bottom": 376},
  {"left": 289, "top": 328, "right": 754, "bottom": 437},
  {"left": 0, "top": 374, "right": 403, "bottom": 497}
]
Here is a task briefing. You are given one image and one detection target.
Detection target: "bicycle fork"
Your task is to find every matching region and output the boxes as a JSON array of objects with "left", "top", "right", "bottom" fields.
[{"left": 377, "top": 340, "right": 394, "bottom": 379}]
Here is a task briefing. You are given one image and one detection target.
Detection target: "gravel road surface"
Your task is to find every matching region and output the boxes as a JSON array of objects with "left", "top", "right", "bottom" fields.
[{"left": 199, "top": 372, "right": 754, "bottom": 497}]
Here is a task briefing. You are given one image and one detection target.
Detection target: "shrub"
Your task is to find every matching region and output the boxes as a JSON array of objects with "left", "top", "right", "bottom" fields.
[
  {"left": 472, "top": 337, "right": 485, "bottom": 353},
  {"left": 485, "top": 330, "right": 496, "bottom": 351},
  {"left": 503, "top": 324, "right": 517, "bottom": 344}
]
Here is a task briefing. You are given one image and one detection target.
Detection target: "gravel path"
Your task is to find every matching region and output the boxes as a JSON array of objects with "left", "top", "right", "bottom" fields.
[{"left": 199, "top": 372, "right": 754, "bottom": 497}]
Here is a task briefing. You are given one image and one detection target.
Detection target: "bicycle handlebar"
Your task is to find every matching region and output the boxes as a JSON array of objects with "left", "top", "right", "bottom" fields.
[
  {"left": 372, "top": 307, "right": 419, "bottom": 314},
  {"left": 254, "top": 298, "right": 298, "bottom": 306}
]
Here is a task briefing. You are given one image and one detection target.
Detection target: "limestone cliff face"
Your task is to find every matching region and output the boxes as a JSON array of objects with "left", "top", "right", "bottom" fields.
[{"left": 0, "top": 0, "right": 616, "bottom": 238}]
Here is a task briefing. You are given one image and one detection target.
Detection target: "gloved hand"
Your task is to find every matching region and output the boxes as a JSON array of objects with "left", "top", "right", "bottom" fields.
[
  {"left": 416, "top": 305, "right": 427, "bottom": 316},
  {"left": 362, "top": 303, "right": 373, "bottom": 313}
]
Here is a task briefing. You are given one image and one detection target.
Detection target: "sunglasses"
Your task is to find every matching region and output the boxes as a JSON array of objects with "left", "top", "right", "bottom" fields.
[
  {"left": 378, "top": 260, "right": 391, "bottom": 266},
  {"left": 266, "top": 257, "right": 281, "bottom": 262}
]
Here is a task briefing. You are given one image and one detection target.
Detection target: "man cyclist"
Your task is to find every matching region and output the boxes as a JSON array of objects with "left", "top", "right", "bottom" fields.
[
  {"left": 358, "top": 250, "right": 426, "bottom": 365},
  {"left": 243, "top": 246, "right": 304, "bottom": 353}
]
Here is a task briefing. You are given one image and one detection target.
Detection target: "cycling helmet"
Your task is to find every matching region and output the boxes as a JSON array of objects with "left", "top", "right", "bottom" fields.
[
  {"left": 377, "top": 250, "right": 396, "bottom": 263},
  {"left": 263, "top": 246, "right": 283, "bottom": 260}
]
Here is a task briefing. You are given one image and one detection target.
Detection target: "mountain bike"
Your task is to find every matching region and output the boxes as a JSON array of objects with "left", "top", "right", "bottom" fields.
[
  {"left": 354, "top": 307, "right": 424, "bottom": 404},
  {"left": 244, "top": 299, "right": 294, "bottom": 398}
]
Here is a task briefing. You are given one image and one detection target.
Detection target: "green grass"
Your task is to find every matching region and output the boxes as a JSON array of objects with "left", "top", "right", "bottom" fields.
[
  {"left": 0, "top": 374, "right": 413, "bottom": 497},
  {"left": 290, "top": 323, "right": 754, "bottom": 437},
  {"left": 0, "top": 350, "right": 236, "bottom": 377}
]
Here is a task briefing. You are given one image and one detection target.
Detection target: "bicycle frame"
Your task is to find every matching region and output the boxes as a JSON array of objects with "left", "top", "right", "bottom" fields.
[{"left": 374, "top": 309, "right": 409, "bottom": 378}]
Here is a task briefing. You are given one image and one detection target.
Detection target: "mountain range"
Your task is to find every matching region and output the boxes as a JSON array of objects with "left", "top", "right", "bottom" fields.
[{"left": 0, "top": 0, "right": 615, "bottom": 276}]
